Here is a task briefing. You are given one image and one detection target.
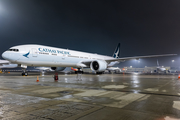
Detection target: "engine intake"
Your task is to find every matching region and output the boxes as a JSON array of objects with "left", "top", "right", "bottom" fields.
[{"left": 90, "top": 60, "right": 107, "bottom": 72}]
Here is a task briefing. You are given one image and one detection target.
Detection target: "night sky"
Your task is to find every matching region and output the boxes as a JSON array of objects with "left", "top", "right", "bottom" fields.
[{"left": 0, "top": 0, "right": 179, "bottom": 67}]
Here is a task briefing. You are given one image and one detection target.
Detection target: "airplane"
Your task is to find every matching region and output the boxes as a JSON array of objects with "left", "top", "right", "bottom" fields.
[
  {"left": 1, "top": 43, "right": 176, "bottom": 76},
  {"left": 156, "top": 60, "right": 166, "bottom": 73},
  {"left": 106, "top": 67, "right": 121, "bottom": 73}
]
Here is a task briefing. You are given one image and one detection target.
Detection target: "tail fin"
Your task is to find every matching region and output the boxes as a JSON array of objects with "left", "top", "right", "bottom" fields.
[
  {"left": 113, "top": 43, "right": 120, "bottom": 58},
  {"left": 157, "top": 59, "right": 159, "bottom": 67}
]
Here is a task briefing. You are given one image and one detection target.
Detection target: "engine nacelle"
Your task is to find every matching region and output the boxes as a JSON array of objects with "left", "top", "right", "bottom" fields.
[
  {"left": 90, "top": 60, "right": 107, "bottom": 72},
  {"left": 51, "top": 67, "right": 66, "bottom": 71}
]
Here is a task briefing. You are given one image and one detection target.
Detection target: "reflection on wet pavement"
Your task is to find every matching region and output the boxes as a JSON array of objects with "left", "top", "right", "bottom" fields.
[{"left": 0, "top": 73, "right": 180, "bottom": 120}]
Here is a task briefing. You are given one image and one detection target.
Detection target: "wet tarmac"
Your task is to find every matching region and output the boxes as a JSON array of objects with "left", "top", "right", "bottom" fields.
[{"left": 0, "top": 72, "right": 180, "bottom": 120}]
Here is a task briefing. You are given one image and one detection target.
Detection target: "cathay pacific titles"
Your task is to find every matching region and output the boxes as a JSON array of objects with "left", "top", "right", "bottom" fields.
[{"left": 38, "top": 48, "right": 70, "bottom": 55}]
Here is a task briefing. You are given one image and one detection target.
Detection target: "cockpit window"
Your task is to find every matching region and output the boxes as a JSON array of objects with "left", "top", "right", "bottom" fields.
[{"left": 7, "top": 49, "right": 19, "bottom": 52}]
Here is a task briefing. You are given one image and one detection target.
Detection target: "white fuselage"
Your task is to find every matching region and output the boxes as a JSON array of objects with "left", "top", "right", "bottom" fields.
[{"left": 2, "top": 44, "right": 115, "bottom": 68}]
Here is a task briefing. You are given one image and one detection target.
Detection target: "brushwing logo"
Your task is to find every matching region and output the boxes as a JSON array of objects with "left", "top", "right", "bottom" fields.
[
  {"left": 23, "top": 52, "right": 30, "bottom": 58},
  {"left": 114, "top": 49, "right": 119, "bottom": 58},
  {"left": 113, "top": 43, "right": 120, "bottom": 58},
  {"left": 113, "top": 47, "right": 119, "bottom": 58}
]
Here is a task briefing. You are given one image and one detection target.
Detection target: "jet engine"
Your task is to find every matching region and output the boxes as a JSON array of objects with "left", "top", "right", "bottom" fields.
[
  {"left": 51, "top": 67, "right": 66, "bottom": 71},
  {"left": 90, "top": 60, "right": 107, "bottom": 72}
]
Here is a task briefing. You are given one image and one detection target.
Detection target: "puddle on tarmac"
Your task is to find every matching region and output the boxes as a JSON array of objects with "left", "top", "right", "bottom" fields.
[
  {"left": 54, "top": 95, "right": 73, "bottom": 100},
  {"left": 162, "top": 90, "right": 167, "bottom": 92},
  {"left": 164, "top": 116, "right": 180, "bottom": 120},
  {"left": 173, "top": 101, "right": 180, "bottom": 110},
  {"left": 58, "top": 91, "right": 72, "bottom": 94},
  {"left": 102, "top": 85, "right": 127, "bottom": 89},
  {"left": 1, "top": 93, "right": 50, "bottom": 105},
  {"left": 80, "top": 96, "right": 118, "bottom": 104},
  {"left": 144, "top": 88, "right": 159, "bottom": 92}
]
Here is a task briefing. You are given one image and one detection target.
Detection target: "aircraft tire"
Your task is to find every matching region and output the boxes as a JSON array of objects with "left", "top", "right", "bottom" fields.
[
  {"left": 25, "top": 72, "right": 28, "bottom": 76},
  {"left": 22, "top": 73, "right": 25, "bottom": 76}
]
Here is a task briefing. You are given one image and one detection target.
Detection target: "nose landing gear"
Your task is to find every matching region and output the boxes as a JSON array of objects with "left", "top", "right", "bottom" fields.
[
  {"left": 22, "top": 72, "right": 28, "bottom": 76},
  {"left": 22, "top": 69, "right": 28, "bottom": 76}
]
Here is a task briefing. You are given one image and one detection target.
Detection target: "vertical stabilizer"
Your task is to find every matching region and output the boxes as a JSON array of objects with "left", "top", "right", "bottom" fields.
[
  {"left": 157, "top": 59, "right": 159, "bottom": 67},
  {"left": 113, "top": 43, "right": 120, "bottom": 58}
]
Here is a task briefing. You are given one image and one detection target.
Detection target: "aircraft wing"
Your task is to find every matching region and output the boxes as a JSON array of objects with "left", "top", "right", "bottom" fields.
[
  {"left": 105, "top": 54, "right": 177, "bottom": 62},
  {"left": 80, "top": 54, "right": 176, "bottom": 68}
]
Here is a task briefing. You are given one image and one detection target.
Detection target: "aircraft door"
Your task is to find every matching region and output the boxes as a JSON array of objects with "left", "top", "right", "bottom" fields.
[
  {"left": 62, "top": 54, "right": 65, "bottom": 60},
  {"left": 32, "top": 48, "right": 38, "bottom": 57}
]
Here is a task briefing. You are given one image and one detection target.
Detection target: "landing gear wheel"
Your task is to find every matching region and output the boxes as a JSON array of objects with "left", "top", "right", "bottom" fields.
[
  {"left": 22, "top": 73, "right": 25, "bottom": 76},
  {"left": 25, "top": 72, "right": 28, "bottom": 76}
]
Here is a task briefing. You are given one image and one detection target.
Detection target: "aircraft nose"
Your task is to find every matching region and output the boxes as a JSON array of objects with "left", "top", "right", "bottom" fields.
[{"left": 2, "top": 52, "right": 9, "bottom": 60}]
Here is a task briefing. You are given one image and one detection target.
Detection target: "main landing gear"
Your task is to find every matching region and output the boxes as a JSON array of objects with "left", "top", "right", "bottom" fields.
[
  {"left": 75, "top": 68, "right": 84, "bottom": 74},
  {"left": 22, "top": 69, "right": 28, "bottom": 76}
]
